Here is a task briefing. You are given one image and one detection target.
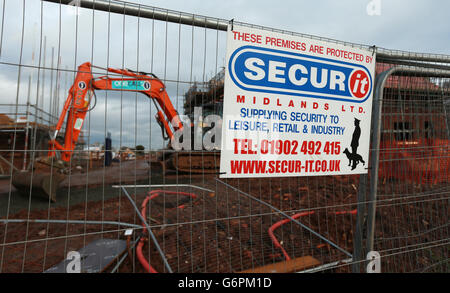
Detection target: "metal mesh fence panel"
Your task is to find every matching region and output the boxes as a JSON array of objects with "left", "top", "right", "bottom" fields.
[
  {"left": 0, "top": 0, "right": 447, "bottom": 273},
  {"left": 368, "top": 64, "right": 450, "bottom": 273}
]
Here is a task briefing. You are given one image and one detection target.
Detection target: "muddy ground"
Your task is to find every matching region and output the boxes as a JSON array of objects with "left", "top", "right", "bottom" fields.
[{"left": 0, "top": 159, "right": 447, "bottom": 273}]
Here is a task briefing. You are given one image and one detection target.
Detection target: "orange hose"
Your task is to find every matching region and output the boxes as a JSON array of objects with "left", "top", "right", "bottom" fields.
[
  {"left": 136, "top": 239, "right": 158, "bottom": 273},
  {"left": 268, "top": 211, "right": 315, "bottom": 261},
  {"left": 136, "top": 190, "right": 197, "bottom": 273},
  {"left": 268, "top": 209, "right": 357, "bottom": 261}
]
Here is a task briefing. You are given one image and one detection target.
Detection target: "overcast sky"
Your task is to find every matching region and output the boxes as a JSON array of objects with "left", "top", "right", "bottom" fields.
[
  {"left": 0, "top": 0, "right": 449, "bottom": 150},
  {"left": 145, "top": 0, "right": 450, "bottom": 54}
]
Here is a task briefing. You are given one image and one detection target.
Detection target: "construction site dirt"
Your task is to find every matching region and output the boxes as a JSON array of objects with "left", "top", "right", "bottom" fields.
[{"left": 1, "top": 160, "right": 446, "bottom": 273}]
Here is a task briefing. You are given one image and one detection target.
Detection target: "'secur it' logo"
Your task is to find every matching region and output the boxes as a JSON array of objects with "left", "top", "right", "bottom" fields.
[{"left": 229, "top": 46, "right": 372, "bottom": 103}]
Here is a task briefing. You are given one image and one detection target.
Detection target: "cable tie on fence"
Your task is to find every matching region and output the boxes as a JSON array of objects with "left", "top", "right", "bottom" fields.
[
  {"left": 371, "top": 45, "right": 376, "bottom": 56},
  {"left": 124, "top": 229, "right": 133, "bottom": 236},
  {"left": 229, "top": 18, "right": 234, "bottom": 31}
]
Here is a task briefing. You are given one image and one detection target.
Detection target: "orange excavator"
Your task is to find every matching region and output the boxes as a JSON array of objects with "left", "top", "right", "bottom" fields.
[
  {"left": 49, "top": 62, "right": 183, "bottom": 161},
  {"left": 12, "top": 62, "right": 219, "bottom": 201}
]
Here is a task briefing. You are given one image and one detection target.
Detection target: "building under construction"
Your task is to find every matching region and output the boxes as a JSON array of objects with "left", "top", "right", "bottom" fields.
[
  {"left": 0, "top": 104, "right": 88, "bottom": 176},
  {"left": 183, "top": 68, "right": 225, "bottom": 120}
]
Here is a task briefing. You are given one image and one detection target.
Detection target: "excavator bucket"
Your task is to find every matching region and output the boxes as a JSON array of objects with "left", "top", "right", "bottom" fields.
[{"left": 12, "top": 171, "right": 65, "bottom": 202}]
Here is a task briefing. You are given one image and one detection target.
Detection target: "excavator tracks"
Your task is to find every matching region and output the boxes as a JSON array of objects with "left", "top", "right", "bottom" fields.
[{"left": 162, "top": 151, "right": 221, "bottom": 174}]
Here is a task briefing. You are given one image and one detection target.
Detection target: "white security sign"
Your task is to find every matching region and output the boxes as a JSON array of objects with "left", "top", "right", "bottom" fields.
[{"left": 220, "top": 25, "right": 375, "bottom": 178}]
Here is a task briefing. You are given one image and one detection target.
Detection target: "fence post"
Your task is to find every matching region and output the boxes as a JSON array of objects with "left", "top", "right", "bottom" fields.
[
  {"left": 352, "top": 173, "right": 367, "bottom": 273},
  {"left": 365, "top": 69, "right": 390, "bottom": 254}
]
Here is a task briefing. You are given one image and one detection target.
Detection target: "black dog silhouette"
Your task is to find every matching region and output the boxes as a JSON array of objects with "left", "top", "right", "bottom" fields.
[{"left": 343, "top": 148, "right": 365, "bottom": 170}]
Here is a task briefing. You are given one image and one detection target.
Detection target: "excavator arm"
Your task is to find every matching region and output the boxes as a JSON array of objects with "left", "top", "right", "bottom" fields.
[
  {"left": 48, "top": 62, "right": 183, "bottom": 162},
  {"left": 12, "top": 62, "right": 218, "bottom": 202}
]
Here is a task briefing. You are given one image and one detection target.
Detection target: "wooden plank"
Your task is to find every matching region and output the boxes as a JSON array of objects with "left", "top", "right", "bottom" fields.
[{"left": 239, "top": 256, "right": 320, "bottom": 273}]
